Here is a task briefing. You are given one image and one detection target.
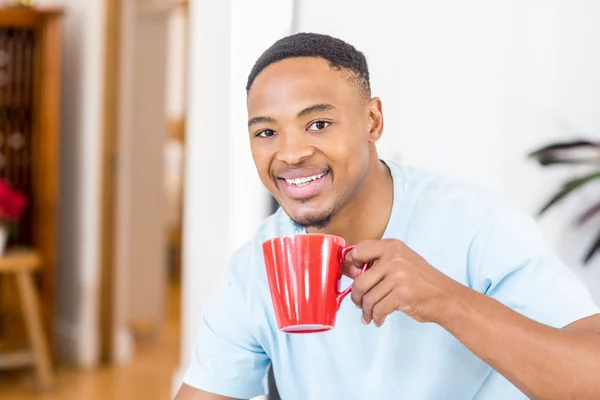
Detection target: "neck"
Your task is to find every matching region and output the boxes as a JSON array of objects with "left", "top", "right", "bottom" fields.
[{"left": 307, "top": 156, "right": 394, "bottom": 245}]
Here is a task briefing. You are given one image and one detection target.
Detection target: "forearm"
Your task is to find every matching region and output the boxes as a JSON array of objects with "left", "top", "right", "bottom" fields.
[{"left": 439, "top": 287, "right": 600, "bottom": 400}]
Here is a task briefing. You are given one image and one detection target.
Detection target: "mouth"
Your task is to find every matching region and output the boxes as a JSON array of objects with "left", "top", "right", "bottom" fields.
[{"left": 277, "top": 170, "right": 330, "bottom": 200}]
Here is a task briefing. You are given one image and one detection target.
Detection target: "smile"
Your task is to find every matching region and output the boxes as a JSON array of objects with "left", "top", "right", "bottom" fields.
[
  {"left": 277, "top": 170, "right": 330, "bottom": 200},
  {"left": 284, "top": 172, "right": 326, "bottom": 186}
]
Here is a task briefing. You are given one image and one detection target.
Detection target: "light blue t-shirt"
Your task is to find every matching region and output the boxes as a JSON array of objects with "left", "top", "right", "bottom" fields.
[{"left": 183, "top": 161, "right": 599, "bottom": 400}]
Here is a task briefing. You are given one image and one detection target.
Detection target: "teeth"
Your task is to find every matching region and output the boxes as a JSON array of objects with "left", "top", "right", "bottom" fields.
[{"left": 285, "top": 172, "right": 325, "bottom": 186}]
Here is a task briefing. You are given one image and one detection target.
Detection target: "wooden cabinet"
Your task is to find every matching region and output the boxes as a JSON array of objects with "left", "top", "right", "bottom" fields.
[{"left": 0, "top": 6, "right": 62, "bottom": 359}]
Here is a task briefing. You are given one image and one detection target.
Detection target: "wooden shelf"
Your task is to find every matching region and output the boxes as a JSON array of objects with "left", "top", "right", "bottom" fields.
[
  {"left": 0, "top": 248, "right": 41, "bottom": 272},
  {"left": 0, "top": 6, "right": 63, "bottom": 27},
  {"left": 0, "top": 7, "right": 62, "bottom": 363}
]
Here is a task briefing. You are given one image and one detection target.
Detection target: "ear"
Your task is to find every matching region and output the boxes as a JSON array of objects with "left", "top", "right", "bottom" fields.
[{"left": 367, "top": 97, "right": 384, "bottom": 143}]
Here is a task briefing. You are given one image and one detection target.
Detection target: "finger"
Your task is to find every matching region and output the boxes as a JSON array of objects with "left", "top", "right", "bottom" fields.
[
  {"left": 371, "top": 293, "right": 400, "bottom": 327},
  {"left": 350, "top": 239, "right": 399, "bottom": 268},
  {"left": 342, "top": 253, "right": 374, "bottom": 279},
  {"left": 359, "top": 278, "right": 395, "bottom": 325},
  {"left": 341, "top": 253, "right": 362, "bottom": 279},
  {"left": 350, "top": 260, "right": 386, "bottom": 308}
]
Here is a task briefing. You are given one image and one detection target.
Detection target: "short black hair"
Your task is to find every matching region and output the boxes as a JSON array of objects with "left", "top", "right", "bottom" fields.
[{"left": 246, "top": 32, "right": 371, "bottom": 99}]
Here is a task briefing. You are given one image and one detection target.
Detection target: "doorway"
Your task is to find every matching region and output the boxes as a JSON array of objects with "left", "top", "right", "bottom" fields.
[{"left": 99, "top": 0, "right": 188, "bottom": 366}]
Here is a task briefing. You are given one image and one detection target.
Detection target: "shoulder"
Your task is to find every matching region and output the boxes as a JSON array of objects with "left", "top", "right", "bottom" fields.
[
  {"left": 396, "top": 162, "right": 507, "bottom": 213},
  {"left": 385, "top": 162, "right": 539, "bottom": 278},
  {"left": 389, "top": 162, "right": 515, "bottom": 231}
]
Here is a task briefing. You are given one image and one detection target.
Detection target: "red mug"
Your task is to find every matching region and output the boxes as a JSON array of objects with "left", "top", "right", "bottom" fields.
[{"left": 262, "top": 234, "right": 368, "bottom": 334}]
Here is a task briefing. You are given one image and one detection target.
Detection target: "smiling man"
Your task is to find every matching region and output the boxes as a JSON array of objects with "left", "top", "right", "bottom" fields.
[{"left": 175, "top": 33, "right": 600, "bottom": 400}]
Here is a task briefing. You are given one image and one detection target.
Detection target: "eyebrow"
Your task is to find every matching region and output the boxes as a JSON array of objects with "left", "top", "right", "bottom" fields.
[
  {"left": 248, "top": 115, "right": 275, "bottom": 127},
  {"left": 247, "top": 104, "right": 337, "bottom": 128}
]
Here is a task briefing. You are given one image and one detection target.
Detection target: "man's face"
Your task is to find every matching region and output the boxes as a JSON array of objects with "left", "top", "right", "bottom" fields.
[{"left": 247, "top": 57, "right": 379, "bottom": 229}]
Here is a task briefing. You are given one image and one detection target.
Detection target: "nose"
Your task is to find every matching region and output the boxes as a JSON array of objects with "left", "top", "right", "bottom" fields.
[{"left": 276, "top": 131, "right": 313, "bottom": 165}]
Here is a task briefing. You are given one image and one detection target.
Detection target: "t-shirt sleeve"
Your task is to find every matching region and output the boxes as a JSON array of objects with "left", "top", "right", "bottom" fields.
[
  {"left": 475, "top": 207, "right": 599, "bottom": 328},
  {"left": 182, "top": 252, "right": 270, "bottom": 398}
]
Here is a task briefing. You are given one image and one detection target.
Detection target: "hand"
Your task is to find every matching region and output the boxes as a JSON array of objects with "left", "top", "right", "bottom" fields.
[{"left": 344, "top": 239, "right": 464, "bottom": 327}]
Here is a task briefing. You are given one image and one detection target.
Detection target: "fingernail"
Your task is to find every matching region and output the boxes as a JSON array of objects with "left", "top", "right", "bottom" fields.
[{"left": 361, "top": 317, "right": 369, "bottom": 325}]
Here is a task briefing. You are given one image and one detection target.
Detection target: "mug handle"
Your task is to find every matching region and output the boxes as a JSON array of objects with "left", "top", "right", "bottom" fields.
[{"left": 336, "top": 245, "right": 369, "bottom": 309}]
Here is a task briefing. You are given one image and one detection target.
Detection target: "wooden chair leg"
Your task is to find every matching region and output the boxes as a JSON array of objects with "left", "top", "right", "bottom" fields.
[{"left": 15, "top": 270, "right": 53, "bottom": 391}]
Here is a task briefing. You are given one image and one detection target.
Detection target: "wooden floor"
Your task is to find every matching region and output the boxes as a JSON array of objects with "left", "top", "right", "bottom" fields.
[{"left": 0, "top": 282, "right": 181, "bottom": 400}]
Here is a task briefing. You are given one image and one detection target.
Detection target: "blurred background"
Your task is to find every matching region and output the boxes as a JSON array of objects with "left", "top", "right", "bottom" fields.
[{"left": 0, "top": 0, "right": 598, "bottom": 399}]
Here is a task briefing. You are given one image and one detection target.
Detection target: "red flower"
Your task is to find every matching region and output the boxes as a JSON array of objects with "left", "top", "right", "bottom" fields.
[{"left": 0, "top": 179, "right": 28, "bottom": 222}]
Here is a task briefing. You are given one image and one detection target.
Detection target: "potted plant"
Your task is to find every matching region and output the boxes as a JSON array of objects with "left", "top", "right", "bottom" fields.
[
  {"left": 0, "top": 178, "right": 27, "bottom": 254},
  {"left": 528, "top": 139, "right": 600, "bottom": 264}
]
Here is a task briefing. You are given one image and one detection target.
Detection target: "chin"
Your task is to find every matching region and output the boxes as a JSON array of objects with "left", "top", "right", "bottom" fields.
[
  {"left": 279, "top": 193, "right": 339, "bottom": 229},
  {"left": 288, "top": 209, "right": 334, "bottom": 230}
]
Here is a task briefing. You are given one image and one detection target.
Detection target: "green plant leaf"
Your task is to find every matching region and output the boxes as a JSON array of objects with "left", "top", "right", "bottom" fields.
[
  {"left": 536, "top": 158, "right": 599, "bottom": 166},
  {"left": 583, "top": 230, "right": 600, "bottom": 264},
  {"left": 529, "top": 140, "right": 598, "bottom": 154},
  {"left": 538, "top": 171, "right": 600, "bottom": 215},
  {"left": 528, "top": 140, "right": 600, "bottom": 166},
  {"left": 576, "top": 201, "right": 600, "bottom": 226}
]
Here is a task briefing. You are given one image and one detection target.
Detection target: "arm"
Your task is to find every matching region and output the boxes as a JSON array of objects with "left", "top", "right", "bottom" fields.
[
  {"left": 442, "top": 285, "right": 600, "bottom": 400},
  {"left": 348, "top": 236, "right": 600, "bottom": 400},
  {"left": 174, "top": 383, "right": 241, "bottom": 400}
]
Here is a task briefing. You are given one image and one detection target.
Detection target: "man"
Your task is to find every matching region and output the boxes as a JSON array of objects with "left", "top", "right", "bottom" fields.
[{"left": 175, "top": 33, "right": 600, "bottom": 400}]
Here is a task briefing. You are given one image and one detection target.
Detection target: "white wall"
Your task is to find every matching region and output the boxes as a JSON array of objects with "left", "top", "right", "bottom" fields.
[
  {"left": 537, "top": 1, "right": 600, "bottom": 304},
  {"left": 175, "top": 0, "right": 293, "bottom": 396},
  {"left": 295, "top": 0, "right": 600, "bottom": 304},
  {"left": 177, "top": 0, "right": 232, "bottom": 389},
  {"left": 228, "top": 0, "right": 295, "bottom": 255},
  {"left": 36, "top": 0, "right": 105, "bottom": 366}
]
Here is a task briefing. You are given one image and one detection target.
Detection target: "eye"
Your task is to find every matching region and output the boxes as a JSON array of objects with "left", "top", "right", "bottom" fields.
[
  {"left": 307, "top": 121, "right": 330, "bottom": 131},
  {"left": 256, "top": 129, "right": 277, "bottom": 138}
]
